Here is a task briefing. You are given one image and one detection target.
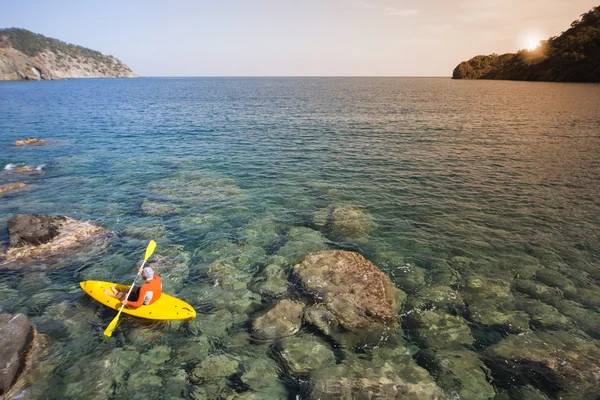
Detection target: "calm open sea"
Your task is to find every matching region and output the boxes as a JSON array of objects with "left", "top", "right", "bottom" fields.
[{"left": 1, "top": 78, "right": 599, "bottom": 399}]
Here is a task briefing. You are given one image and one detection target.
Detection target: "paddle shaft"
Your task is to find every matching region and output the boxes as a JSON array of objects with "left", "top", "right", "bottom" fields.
[{"left": 114, "top": 258, "right": 150, "bottom": 319}]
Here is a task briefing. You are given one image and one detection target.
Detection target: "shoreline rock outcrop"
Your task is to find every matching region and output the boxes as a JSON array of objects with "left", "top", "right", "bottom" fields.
[
  {"left": 0, "top": 182, "right": 27, "bottom": 195},
  {"left": 0, "top": 28, "right": 137, "bottom": 81},
  {"left": 2, "top": 214, "right": 112, "bottom": 262},
  {"left": 14, "top": 138, "right": 48, "bottom": 146},
  {"left": 0, "top": 313, "right": 48, "bottom": 397}
]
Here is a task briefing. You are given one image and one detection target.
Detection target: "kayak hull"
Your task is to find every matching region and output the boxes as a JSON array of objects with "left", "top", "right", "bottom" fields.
[{"left": 80, "top": 280, "right": 196, "bottom": 320}]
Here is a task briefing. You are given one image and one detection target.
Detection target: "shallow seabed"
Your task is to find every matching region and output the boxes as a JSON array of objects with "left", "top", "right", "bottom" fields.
[{"left": 0, "top": 78, "right": 599, "bottom": 399}]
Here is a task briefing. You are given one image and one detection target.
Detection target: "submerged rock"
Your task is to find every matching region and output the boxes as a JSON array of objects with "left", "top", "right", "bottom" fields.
[
  {"left": 252, "top": 299, "right": 304, "bottom": 340},
  {"left": 14, "top": 138, "right": 48, "bottom": 146},
  {"left": 250, "top": 261, "right": 289, "bottom": 298},
  {"left": 0, "top": 313, "right": 48, "bottom": 397},
  {"left": 405, "top": 309, "right": 473, "bottom": 350},
  {"left": 513, "top": 279, "right": 563, "bottom": 306},
  {"left": 417, "top": 349, "right": 495, "bottom": 400},
  {"left": 303, "top": 304, "right": 340, "bottom": 337},
  {"left": 406, "top": 285, "right": 464, "bottom": 313},
  {"left": 313, "top": 204, "right": 373, "bottom": 240},
  {"left": 485, "top": 331, "right": 600, "bottom": 397},
  {"left": 0, "top": 182, "right": 27, "bottom": 195},
  {"left": 2, "top": 214, "right": 112, "bottom": 262},
  {"left": 294, "top": 250, "right": 404, "bottom": 334},
  {"left": 190, "top": 354, "right": 239, "bottom": 384},
  {"left": 274, "top": 334, "right": 336, "bottom": 375},
  {"left": 461, "top": 275, "right": 530, "bottom": 333},
  {"left": 556, "top": 299, "right": 600, "bottom": 339},
  {"left": 141, "top": 200, "right": 180, "bottom": 216},
  {"left": 534, "top": 269, "right": 577, "bottom": 296},
  {"left": 310, "top": 357, "right": 445, "bottom": 400},
  {"left": 515, "top": 297, "right": 571, "bottom": 330},
  {"left": 275, "top": 227, "right": 330, "bottom": 265}
]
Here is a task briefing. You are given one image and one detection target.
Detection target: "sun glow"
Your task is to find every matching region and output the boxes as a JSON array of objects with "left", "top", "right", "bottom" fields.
[{"left": 520, "top": 31, "right": 545, "bottom": 51}]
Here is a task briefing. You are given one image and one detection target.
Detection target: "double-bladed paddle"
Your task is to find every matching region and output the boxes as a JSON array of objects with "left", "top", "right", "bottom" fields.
[{"left": 103, "top": 240, "right": 157, "bottom": 337}]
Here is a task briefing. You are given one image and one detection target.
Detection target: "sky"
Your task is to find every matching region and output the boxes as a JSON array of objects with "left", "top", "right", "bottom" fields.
[{"left": 1, "top": 0, "right": 597, "bottom": 76}]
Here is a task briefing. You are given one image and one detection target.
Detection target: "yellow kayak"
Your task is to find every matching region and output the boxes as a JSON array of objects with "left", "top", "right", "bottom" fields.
[{"left": 80, "top": 280, "right": 196, "bottom": 320}]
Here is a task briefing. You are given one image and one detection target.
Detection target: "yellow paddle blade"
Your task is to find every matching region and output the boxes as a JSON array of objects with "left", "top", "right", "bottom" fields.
[
  {"left": 103, "top": 314, "right": 120, "bottom": 337},
  {"left": 144, "top": 240, "right": 157, "bottom": 262}
]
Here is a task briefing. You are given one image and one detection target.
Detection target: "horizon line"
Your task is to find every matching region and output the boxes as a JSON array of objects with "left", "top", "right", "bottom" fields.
[{"left": 138, "top": 75, "right": 452, "bottom": 78}]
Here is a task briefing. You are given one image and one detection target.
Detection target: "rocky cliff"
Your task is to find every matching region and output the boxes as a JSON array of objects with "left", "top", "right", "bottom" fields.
[
  {"left": 453, "top": 6, "right": 600, "bottom": 82},
  {"left": 0, "top": 28, "right": 137, "bottom": 81}
]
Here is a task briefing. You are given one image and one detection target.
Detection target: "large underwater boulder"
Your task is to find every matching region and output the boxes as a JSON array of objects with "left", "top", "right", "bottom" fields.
[
  {"left": 294, "top": 250, "right": 404, "bottom": 334},
  {"left": 313, "top": 204, "right": 373, "bottom": 240}
]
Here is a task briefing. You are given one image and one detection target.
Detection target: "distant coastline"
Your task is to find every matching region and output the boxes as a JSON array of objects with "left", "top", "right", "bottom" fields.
[
  {"left": 453, "top": 6, "right": 600, "bottom": 82},
  {"left": 0, "top": 28, "right": 137, "bottom": 81}
]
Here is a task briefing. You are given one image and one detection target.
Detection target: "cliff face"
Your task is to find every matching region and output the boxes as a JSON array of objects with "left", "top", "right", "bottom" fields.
[
  {"left": 453, "top": 6, "right": 600, "bottom": 82},
  {"left": 0, "top": 28, "right": 137, "bottom": 81}
]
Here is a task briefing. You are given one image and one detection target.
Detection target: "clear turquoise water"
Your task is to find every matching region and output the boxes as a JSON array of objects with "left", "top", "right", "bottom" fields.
[{"left": 1, "top": 78, "right": 599, "bottom": 399}]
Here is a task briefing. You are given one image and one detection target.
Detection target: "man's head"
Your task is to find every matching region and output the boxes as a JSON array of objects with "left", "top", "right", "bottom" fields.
[{"left": 142, "top": 267, "right": 155, "bottom": 279}]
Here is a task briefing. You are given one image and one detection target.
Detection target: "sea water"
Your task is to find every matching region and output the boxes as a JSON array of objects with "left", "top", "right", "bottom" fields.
[{"left": 0, "top": 78, "right": 599, "bottom": 399}]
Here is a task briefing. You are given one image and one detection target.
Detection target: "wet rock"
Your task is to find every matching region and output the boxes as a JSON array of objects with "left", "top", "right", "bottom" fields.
[
  {"left": 485, "top": 331, "right": 600, "bottom": 397},
  {"left": 294, "top": 250, "right": 404, "bottom": 333},
  {"left": 513, "top": 279, "right": 563, "bottom": 306},
  {"left": 14, "top": 138, "right": 48, "bottom": 146},
  {"left": 405, "top": 309, "right": 473, "bottom": 350},
  {"left": 274, "top": 334, "right": 336, "bottom": 375},
  {"left": 310, "top": 357, "right": 445, "bottom": 400},
  {"left": 535, "top": 269, "right": 577, "bottom": 296},
  {"left": 3, "top": 214, "right": 112, "bottom": 262},
  {"left": 417, "top": 349, "right": 495, "bottom": 400},
  {"left": 0, "top": 313, "right": 47, "bottom": 396},
  {"left": 190, "top": 354, "right": 239, "bottom": 384},
  {"left": 8, "top": 214, "right": 64, "bottom": 247},
  {"left": 515, "top": 297, "right": 571, "bottom": 330},
  {"left": 252, "top": 299, "right": 304, "bottom": 340},
  {"left": 275, "top": 227, "right": 330, "bottom": 265},
  {"left": 303, "top": 304, "right": 339, "bottom": 337},
  {"left": 314, "top": 204, "right": 373, "bottom": 240},
  {"left": 208, "top": 261, "right": 251, "bottom": 291},
  {"left": 0, "top": 182, "right": 27, "bottom": 195}
]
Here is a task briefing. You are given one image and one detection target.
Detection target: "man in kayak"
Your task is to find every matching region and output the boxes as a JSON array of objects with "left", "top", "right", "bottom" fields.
[{"left": 104, "top": 267, "right": 163, "bottom": 308}]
